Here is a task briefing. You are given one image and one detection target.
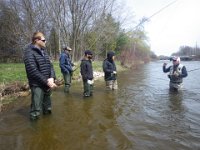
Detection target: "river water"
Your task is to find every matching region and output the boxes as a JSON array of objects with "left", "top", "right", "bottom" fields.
[{"left": 0, "top": 61, "right": 200, "bottom": 150}]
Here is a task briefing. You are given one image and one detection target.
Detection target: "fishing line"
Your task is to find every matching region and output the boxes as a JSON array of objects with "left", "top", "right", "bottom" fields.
[{"left": 132, "top": 0, "right": 179, "bottom": 30}]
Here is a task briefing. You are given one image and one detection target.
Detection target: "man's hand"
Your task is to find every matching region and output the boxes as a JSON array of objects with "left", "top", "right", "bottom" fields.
[
  {"left": 173, "top": 72, "right": 179, "bottom": 77},
  {"left": 113, "top": 71, "right": 117, "bottom": 74},
  {"left": 163, "top": 63, "right": 167, "bottom": 66},
  {"left": 47, "top": 78, "right": 57, "bottom": 89}
]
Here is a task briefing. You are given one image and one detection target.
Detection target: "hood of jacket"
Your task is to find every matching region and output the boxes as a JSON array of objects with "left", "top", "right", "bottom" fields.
[{"left": 107, "top": 51, "right": 115, "bottom": 62}]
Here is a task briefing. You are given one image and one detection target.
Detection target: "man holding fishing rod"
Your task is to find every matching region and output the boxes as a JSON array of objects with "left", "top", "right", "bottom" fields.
[
  {"left": 59, "top": 46, "right": 75, "bottom": 93},
  {"left": 163, "top": 56, "right": 188, "bottom": 91}
]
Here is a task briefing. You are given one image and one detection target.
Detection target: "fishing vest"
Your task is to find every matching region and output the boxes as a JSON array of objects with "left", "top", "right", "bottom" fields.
[{"left": 169, "top": 64, "right": 183, "bottom": 83}]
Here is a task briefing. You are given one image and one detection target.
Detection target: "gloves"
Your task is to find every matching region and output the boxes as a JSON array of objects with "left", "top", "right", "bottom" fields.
[
  {"left": 87, "top": 80, "right": 94, "bottom": 85},
  {"left": 113, "top": 71, "right": 117, "bottom": 74}
]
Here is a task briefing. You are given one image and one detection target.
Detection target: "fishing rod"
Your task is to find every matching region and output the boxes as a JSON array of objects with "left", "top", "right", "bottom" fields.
[
  {"left": 72, "top": 48, "right": 106, "bottom": 72},
  {"left": 131, "top": 0, "right": 179, "bottom": 30},
  {"left": 187, "top": 68, "right": 200, "bottom": 72}
]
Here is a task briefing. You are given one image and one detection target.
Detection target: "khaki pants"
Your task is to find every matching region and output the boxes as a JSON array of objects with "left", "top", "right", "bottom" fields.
[{"left": 106, "top": 80, "right": 118, "bottom": 90}]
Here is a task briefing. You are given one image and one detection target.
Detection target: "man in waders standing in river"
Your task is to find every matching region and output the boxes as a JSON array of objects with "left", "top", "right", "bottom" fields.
[
  {"left": 59, "top": 46, "right": 74, "bottom": 93},
  {"left": 23, "top": 31, "right": 57, "bottom": 120},
  {"left": 103, "top": 51, "right": 118, "bottom": 90},
  {"left": 80, "top": 50, "right": 94, "bottom": 97},
  {"left": 163, "top": 56, "right": 188, "bottom": 91}
]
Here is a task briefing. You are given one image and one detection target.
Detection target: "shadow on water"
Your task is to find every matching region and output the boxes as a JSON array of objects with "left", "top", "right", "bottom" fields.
[{"left": 1, "top": 61, "right": 200, "bottom": 150}]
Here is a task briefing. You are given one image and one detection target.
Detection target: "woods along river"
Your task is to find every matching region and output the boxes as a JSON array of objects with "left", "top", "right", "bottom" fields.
[{"left": 0, "top": 61, "right": 200, "bottom": 150}]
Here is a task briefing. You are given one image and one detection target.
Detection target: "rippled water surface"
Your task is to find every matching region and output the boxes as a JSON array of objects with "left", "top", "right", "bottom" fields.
[{"left": 0, "top": 61, "right": 200, "bottom": 150}]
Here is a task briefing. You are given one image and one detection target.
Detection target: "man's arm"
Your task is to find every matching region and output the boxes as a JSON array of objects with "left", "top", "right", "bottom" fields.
[
  {"left": 103, "top": 61, "right": 113, "bottom": 73},
  {"left": 180, "top": 66, "right": 188, "bottom": 78},
  {"left": 163, "top": 63, "right": 170, "bottom": 73}
]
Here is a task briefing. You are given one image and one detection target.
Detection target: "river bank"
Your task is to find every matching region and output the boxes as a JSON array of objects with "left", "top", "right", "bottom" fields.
[{"left": 0, "top": 61, "right": 128, "bottom": 112}]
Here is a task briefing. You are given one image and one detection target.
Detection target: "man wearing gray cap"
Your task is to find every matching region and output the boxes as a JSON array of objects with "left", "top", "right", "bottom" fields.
[{"left": 59, "top": 46, "right": 74, "bottom": 93}]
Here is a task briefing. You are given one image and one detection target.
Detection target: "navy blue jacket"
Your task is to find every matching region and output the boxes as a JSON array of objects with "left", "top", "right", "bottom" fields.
[
  {"left": 23, "top": 44, "right": 56, "bottom": 90},
  {"left": 59, "top": 51, "right": 73, "bottom": 74}
]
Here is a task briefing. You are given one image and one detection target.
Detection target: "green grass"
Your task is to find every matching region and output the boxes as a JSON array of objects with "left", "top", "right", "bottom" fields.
[
  {"left": 0, "top": 61, "right": 124, "bottom": 85},
  {"left": 0, "top": 63, "right": 27, "bottom": 84}
]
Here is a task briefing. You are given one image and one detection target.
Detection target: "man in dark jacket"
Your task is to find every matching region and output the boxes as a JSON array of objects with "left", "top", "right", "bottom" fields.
[
  {"left": 163, "top": 56, "right": 188, "bottom": 91},
  {"left": 103, "top": 51, "right": 118, "bottom": 90},
  {"left": 23, "top": 31, "right": 57, "bottom": 120},
  {"left": 80, "top": 50, "right": 94, "bottom": 97},
  {"left": 59, "top": 46, "right": 74, "bottom": 93}
]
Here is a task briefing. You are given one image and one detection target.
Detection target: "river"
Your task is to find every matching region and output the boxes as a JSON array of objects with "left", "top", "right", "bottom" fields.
[{"left": 0, "top": 61, "right": 200, "bottom": 150}]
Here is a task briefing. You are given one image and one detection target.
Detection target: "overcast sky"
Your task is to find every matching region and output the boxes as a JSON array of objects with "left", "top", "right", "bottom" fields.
[{"left": 122, "top": 0, "right": 200, "bottom": 56}]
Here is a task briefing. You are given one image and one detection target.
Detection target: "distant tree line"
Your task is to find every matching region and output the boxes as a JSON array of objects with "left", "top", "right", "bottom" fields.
[
  {"left": 0, "top": 0, "right": 151, "bottom": 64},
  {"left": 172, "top": 45, "right": 200, "bottom": 57}
]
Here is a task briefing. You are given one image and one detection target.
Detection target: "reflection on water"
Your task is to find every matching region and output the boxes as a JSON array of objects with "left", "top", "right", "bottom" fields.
[{"left": 0, "top": 61, "right": 200, "bottom": 150}]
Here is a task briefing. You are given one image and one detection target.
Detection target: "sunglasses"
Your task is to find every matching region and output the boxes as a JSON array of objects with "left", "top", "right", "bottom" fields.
[{"left": 40, "top": 39, "right": 46, "bottom": 43}]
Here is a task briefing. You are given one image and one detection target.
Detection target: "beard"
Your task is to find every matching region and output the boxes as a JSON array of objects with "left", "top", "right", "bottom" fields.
[{"left": 88, "top": 56, "right": 93, "bottom": 59}]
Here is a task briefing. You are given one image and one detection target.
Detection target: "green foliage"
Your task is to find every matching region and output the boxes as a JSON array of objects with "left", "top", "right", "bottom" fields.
[
  {"left": 83, "top": 32, "right": 98, "bottom": 51},
  {"left": 116, "top": 31, "right": 130, "bottom": 50},
  {"left": 49, "top": 28, "right": 59, "bottom": 59},
  {"left": 0, "top": 0, "right": 152, "bottom": 64},
  {"left": 0, "top": 2, "right": 22, "bottom": 61}
]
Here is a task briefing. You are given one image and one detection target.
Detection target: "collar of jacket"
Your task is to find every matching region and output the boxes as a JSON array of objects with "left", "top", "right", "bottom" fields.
[{"left": 30, "top": 44, "right": 45, "bottom": 56}]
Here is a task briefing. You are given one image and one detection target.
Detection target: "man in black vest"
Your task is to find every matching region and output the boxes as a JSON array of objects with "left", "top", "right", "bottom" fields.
[{"left": 23, "top": 31, "right": 57, "bottom": 120}]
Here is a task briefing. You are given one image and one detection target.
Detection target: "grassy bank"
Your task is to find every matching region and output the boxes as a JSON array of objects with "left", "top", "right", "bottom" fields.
[
  {"left": 0, "top": 60, "right": 125, "bottom": 109},
  {"left": 0, "top": 61, "right": 124, "bottom": 85}
]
